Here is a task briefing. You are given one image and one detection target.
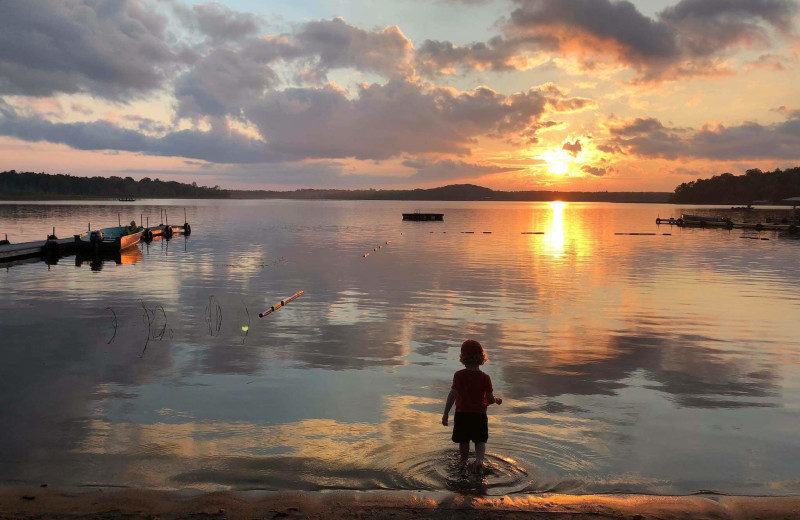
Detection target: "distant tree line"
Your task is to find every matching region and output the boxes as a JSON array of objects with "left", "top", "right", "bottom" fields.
[
  {"left": 0, "top": 170, "right": 672, "bottom": 202},
  {"left": 0, "top": 170, "right": 228, "bottom": 199},
  {"left": 670, "top": 167, "right": 800, "bottom": 204}
]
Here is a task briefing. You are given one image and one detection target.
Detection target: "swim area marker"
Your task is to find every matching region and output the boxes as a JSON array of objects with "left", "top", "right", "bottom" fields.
[{"left": 259, "top": 291, "right": 304, "bottom": 318}]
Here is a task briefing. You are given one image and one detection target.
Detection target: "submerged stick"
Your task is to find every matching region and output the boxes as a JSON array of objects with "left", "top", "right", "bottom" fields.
[
  {"left": 259, "top": 290, "right": 304, "bottom": 318},
  {"left": 106, "top": 307, "right": 118, "bottom": 345}
]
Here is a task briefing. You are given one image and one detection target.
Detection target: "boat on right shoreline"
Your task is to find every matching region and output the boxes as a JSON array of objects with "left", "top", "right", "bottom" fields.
[{"left": 680, "top": 214, "right": 732, "bottom": 224}]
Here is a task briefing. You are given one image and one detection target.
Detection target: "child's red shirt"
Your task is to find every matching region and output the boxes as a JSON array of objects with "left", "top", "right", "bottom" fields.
[{"left": 451, "top": 368, "right": 493, "bottom": 413}]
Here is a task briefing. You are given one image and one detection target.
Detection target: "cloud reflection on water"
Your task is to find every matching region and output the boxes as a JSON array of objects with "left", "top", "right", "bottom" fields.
[{"left": 1, "top": 201, "right": 799, "bottom": 494}]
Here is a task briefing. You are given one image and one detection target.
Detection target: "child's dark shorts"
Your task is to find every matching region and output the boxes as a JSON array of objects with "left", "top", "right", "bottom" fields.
[{"left": 452, "top": 412, "right": 488, "bottom": 443}]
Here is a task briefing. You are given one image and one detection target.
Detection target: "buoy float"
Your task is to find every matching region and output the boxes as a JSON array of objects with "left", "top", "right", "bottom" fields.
[
  {"left": 259, "top": 291, "right": 304, "bottom": 318},
  {"left": 363, "top": 253, "right": 369, "bottom": 258}
]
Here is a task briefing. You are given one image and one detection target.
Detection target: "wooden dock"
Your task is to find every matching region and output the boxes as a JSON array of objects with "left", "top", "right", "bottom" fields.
[
  {"left": 143, "top": 222, "right": 192, "bottom": 241},
  {"left": 1, "top": 221, "right": 192, "bottom": 265},
  {"left": 0, "top": 237, "right": 75, "bottom": 263}
]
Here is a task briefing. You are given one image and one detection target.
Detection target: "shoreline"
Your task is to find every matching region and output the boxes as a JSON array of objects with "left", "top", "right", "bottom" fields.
[{"left": 2, "top": 488, "right": 800, "bottom": 519}]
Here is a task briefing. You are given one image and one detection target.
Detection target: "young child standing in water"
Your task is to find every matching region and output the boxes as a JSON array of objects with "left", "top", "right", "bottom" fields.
[{"left": 441, "top": 339, "right": 501, "bottom": 472}]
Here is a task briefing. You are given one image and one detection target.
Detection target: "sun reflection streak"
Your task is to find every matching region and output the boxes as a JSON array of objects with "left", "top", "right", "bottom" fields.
[{"left": 547, "top": 201, "right": 566, "bottom": 257}]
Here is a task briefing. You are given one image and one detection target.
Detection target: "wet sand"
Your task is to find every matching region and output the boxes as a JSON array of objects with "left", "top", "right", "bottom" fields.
[{"left": 2, "top": 488, "right": 800, "bottom": 520}]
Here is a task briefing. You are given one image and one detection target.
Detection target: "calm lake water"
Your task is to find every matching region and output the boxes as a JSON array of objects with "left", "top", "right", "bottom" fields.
[{"left": 1, "top": 200, "right": 799, "bottom": 496}]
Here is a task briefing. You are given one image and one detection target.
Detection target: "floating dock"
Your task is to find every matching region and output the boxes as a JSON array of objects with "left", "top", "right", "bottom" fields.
[
  {"left": 656, "top": 217, "right": 798, "bottom": 233},
  {"left": 0, "top": 237, "right": 76, "bottom": 263},
  {"left": 403, "top": 213, "right": 443, "bottom": 221},
  {"left": 1, "top": 221, "right": 192, "bottom": 265}
]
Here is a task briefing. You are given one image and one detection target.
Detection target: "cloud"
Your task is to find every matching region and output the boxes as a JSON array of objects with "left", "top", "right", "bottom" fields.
[
  {"left": 0, "top": 0, "right": 185, "bottom": 99},
  {"left": 0, "top": 99, "right": 283, "bottom": 163},
  {"left": 174, "top": 43, "right": 284, "bottom": 119},
  {"left": 581, "top": 165, "right": 607, "bottom": 176},
  {"left": 414, "top": 36, "right": 539, "bottom": 75},
  {"left": 243, "top": 80, "right": 592, "bottom": 160},
  {"left": 603, "top": 112, "right": 800, "bottom": 160},
  {"left": 293, "top": 18, "right": 414, "bottom": 81},
  {"left": 562, "top": 139, "right": 582, "bottom": 157},
  {"left": 172, "top": 17, "right": 415, "bottom": 119},
  {"left": 1, "top": 77, "right": 594, "bottom": 164},
  {"left": 171, "top": 1, "right": 261, "bottom": 43},
  {"left": 417, "top": 0, "right": 800, "bottom": 81},
  {"left": 401, "top": 157, "right": 518, "bottom": 181}
]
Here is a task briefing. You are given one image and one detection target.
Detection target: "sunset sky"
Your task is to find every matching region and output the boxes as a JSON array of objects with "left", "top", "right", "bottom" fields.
[{"left": 0, "top": 0, "right": 799, "bottom": 191}]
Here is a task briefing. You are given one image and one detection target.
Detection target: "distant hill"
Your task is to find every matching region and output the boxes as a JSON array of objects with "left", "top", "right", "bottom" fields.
[
  {"left": 670, "top": 167, "right": 800, "bottom": 204},
  {"left": 0, "top": 170, "right": 670, "bottom": 202}
]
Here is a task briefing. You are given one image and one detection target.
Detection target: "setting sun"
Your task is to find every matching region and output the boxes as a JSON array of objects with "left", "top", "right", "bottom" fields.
[
  {"left": 539, "top": 148, "right": 578, "bottom": 176},
  {"left": 550, "top": 160, "right": 570, "bottom": 175}
]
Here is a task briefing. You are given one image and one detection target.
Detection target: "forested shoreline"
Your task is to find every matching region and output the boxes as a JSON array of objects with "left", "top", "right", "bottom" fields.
[
  {"left": 670, "top": 167, "right": 800, "bottom": 204},
  {"left": 0, "top": 170, "right": 669, "bottom": 202},
  {"left": 5, "top": 168, "right": 799, "bottom": 203}
]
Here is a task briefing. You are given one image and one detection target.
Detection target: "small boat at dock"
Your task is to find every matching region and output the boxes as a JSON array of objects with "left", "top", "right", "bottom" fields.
[{"left": 75, "top": 225, "right": 143, "bottom": 253}]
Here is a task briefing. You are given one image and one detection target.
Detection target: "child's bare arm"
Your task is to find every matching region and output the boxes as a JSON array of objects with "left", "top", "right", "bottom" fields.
[
  {"left": 442, "top": 389, "right": 457, "bottom": 426},
  {"left": 486, "top": 391, "right": 502, "bottom": 405}
]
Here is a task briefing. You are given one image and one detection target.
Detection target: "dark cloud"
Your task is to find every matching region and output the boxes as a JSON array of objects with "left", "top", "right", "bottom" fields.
[
  {"left": 171, "top": 1, "right": 261, "bottom": 42},
  {"left": 581, "top": 165, "right": 606, "bottom": 176},
  {"left": 562, "top": 139, "right": 582, "bottom": 157},
  {"left": 415, "top": 36, "right": 534, "bottom": 76},
  {"left": 401, "top": 157, "right": 517, "bottom": 181},
  {"left": 509, "top": 0, "right": 678, "bottom": 60},
  {"left": 604, "top": 112, "right": 800, "bottom": 160},
  {"left": 418, "top": 0, "right": 799, "bottom": 81},
  {"left": 172, "top": 17, "right": 414, "bottom": 118},
  {"left": 293, "top": 18, "right": 413, "bottom": 81},
  {"left": 243, "top": 80, "right": 589, "bottom": 160},
  {"left": 0, "top": 0, "right": 184, "bottom": 99},
  {"left": 0, "top": 100, "right": 283, "bottom": 164},
  {"left": 174, "top": 45, "right": 282, "bottom": 119},
  {"left": 1, "top": 77, "right": 591, "bottom": 166}
]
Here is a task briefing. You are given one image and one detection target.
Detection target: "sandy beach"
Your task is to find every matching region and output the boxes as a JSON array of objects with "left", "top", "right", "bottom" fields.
[{"left": 2, "top": 488, "right": 800, "bottom": 520}]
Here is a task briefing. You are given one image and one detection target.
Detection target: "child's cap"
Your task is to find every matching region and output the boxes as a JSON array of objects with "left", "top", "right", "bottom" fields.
[{"left": 461, "top": 339, "right": 483, "bottom": 356}]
